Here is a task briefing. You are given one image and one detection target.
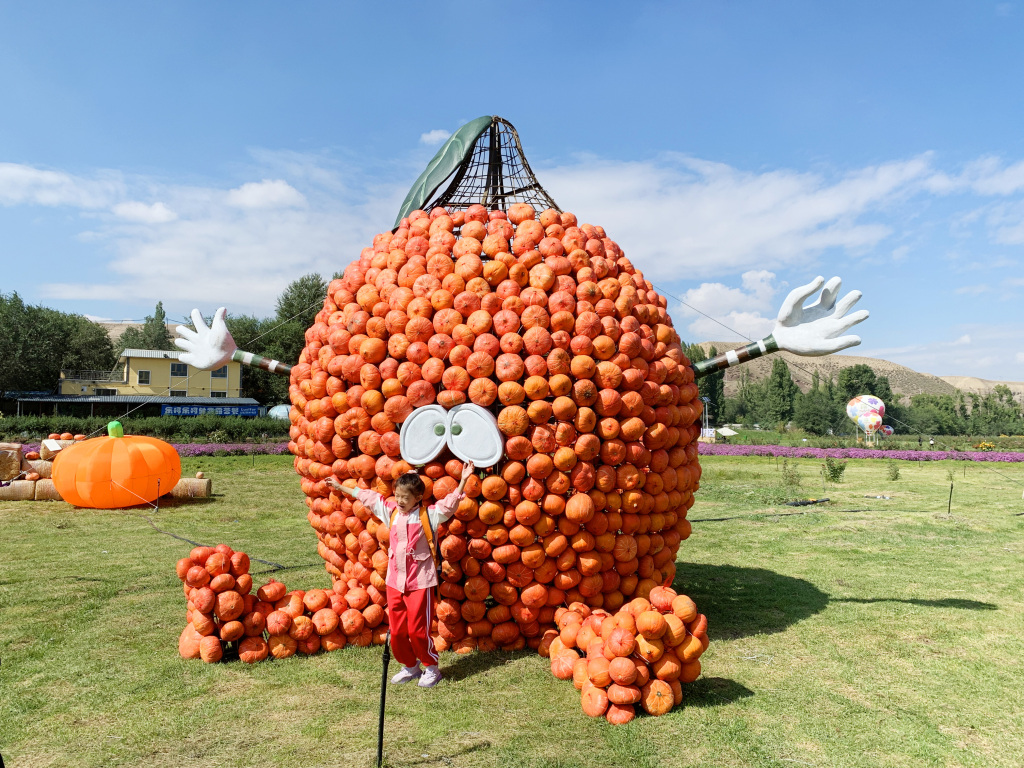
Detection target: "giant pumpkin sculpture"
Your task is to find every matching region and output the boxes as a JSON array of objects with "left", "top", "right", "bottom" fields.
[{"left": 175, "top": 117, "right": 868, "bottom": 709}]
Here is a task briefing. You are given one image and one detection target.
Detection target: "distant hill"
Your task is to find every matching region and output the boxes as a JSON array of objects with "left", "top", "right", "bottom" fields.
[
  {"left": 98, "top": 322, "right": 179, "bottom": 345},
  {"left": 939, "top": 376, "right": 1024, "bottom": 399},
  {"left": 695, "top": 342, "right": 961, "bottom": 401}
]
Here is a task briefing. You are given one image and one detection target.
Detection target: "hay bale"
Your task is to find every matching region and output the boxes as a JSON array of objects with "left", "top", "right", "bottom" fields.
[
  {"left": 0, "top": 448, "right": 23, "bottom": 481},
  {"left": 40, "top": 439, "right": 77, "bottom": 461},
  {"left": 168, "top": 478, "right": 212, "bottom": 499},
  {"left": 21, "top": 458, "right": 53, "bottom": 479},
  {"left": 0, "top": 480, "right": 36, "bottom": 501},
  {"left": 34, "top": 478, "right": 63, "bottom": 501},
  {"left": 0, "top": 442, "right": 23, "bottom": 451}
]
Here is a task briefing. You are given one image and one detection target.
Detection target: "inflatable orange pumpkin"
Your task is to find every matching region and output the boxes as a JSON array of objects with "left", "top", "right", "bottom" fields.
[{"left": 52, "top": 421, "right": 181, "bottom": 508}]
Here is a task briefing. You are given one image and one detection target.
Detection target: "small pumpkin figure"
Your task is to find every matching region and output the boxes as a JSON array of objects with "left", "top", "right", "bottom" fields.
[{"left": 53, "top": 421, "right": 181, "bottom": 508}]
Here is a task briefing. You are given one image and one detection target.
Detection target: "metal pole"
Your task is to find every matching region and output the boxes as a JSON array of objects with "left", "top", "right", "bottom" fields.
[{"left": 377, "top": 630, "right": 391, "bottom": 768}]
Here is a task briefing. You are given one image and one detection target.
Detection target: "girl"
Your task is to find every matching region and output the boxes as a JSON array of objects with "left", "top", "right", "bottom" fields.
[{"left": 327, "top": 461, "right": 474, "bottom": 687}]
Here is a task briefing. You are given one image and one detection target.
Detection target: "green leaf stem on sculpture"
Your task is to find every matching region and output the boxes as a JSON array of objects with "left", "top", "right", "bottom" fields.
[{"left": 394, "top": 115, "right": 492, "bottom": 227}]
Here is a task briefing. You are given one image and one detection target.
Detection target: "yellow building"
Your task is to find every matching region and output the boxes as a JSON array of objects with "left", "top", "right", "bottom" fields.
[
  {"left": 13, "top": 349, "right": 259, "bottom": 417},
  {"left": 60, "top": 349, "right": 242, "bottom": 399}
]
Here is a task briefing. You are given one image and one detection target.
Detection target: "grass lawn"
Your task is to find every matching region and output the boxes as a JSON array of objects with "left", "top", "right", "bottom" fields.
[{"left": 2, "top": 453, "right": 1023, "bottom": 768}]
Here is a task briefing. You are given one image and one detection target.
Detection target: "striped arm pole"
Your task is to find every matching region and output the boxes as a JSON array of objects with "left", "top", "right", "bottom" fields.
[
  {"left": 231, "top": 349, "right": 293, "bottom": 376},
  {"left": 692, "top": 335, "right": 779, "bottom": 380}
]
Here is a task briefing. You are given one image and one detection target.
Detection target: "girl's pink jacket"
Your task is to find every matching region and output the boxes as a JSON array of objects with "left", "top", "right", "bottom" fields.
[{"left": 356, "top": 489, "right": 464, "bottom": 593}]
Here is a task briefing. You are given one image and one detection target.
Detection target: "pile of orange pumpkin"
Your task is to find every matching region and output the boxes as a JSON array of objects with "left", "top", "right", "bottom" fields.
[
  {"left": 174, "top": 545, "right": 707, "bottom": 723},
  {"left": 46, "top": 432, "right": 87, "bottom": 441},
  {"left": 176, "top": 545, "right": 389, "bottom": 664},
  {"left": 542, "top": 585, "right": 706, "bottom": 723},
  {"left": 289, "top": 203, "right": 701, "bottom": 658}
]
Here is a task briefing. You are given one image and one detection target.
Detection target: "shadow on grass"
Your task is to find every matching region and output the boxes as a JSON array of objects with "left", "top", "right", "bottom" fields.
[
  {"left": 673, "top": 562, "right": 829, "bottom": 639},
  {"left": 683, "top": 676, "right": 755, "bottom": 708},
  {"left": 393, "top": 739, "right": 493, "bottom": 766},
  {"left": 673, "top": 563, "right": 998, "bottom": 640},
  {"left": 440, "top": 649, "right": 535, "bottom": 682},
  {"left": 835, "top": 597, "right": 997, "bottom": 610},
  {"left": 155, "top": 497, "right": 220, "bottom": 508}
]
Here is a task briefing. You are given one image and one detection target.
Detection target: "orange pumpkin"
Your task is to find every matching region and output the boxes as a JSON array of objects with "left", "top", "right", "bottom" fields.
[
  {"left": 581, "top": 685, "right": 609, "bottom": 718},
  {"left": 52, "top": 421, "right": 181, "bottom": 509},
  {"left": 238, "top": 636, "right": 269, "bottom": 664},
  {"left": 640, "top": 679, "right": 674, "bottom": 716}
]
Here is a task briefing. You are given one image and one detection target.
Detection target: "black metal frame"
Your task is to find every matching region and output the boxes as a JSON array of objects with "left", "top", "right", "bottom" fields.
[{"left": 423, "top": 117, "right": 561, "bottom": 214}]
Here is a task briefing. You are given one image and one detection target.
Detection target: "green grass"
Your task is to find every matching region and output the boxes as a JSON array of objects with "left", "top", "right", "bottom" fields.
[{"left": 2, "top": 454, "right": 1023, "bottom": 767}]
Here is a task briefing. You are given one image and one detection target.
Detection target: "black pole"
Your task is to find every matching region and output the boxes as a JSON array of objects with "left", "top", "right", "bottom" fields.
[
  {"left": 948, "top": 482, "right": 953, "bottom": 515},
  {"left": 377, "top": 630, "right": 391, "bottom": 768}
]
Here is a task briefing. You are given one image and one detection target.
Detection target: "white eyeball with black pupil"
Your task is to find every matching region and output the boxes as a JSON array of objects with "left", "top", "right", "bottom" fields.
[
  {"left": 445, "top": 404, "right": 504, "bottom": 468},
  {"left": 399, "top": 404, "right": 448, "bottom": 465}
]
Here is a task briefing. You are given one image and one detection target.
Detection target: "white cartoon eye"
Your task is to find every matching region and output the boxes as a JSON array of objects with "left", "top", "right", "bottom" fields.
[
  {"left": 445, "top": 404, "right": 504, "bottom": 468},
  {"left": 399, "top": 404, "right": 449, "bottom": 465}
]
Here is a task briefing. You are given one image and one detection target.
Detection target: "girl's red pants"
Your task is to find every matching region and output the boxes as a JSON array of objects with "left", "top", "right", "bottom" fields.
[{"left": 386, "top": 585, "right": 439, "bottom": 668}]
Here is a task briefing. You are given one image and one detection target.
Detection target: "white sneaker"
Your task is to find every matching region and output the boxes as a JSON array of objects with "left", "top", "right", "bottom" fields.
[
  {"left": 391, "top": 665, "right": 421, "bottom": 684},
  {"left": 418, "top": 665, "right": 442, "bottom": 688}
]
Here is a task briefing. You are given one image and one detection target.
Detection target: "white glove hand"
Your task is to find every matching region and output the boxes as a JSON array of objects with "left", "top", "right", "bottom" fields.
[
  {"left": 173, "top": 307, "right": 238, "bottom": 370},
  {"left": 771, "top": 276, "right": 868, "bottom": 356}
]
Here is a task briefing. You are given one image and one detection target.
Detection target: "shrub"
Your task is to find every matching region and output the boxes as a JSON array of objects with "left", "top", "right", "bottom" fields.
[
  {"left": 0, "top": 415, "right": 290, "bottom": 443},
  {"left": 886, "top": 460, "right": 900, "bottom": 481},
  {"left": 781, "top": 459, "right": 801, "bottom": 487},
  {"left": 822, "top": 456, "right": 847, "bottom": 483}
]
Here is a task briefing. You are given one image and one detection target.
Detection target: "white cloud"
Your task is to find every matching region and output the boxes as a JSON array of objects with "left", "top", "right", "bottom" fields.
[
  {"left": 225, "top": 179, "right": 306, "bottom": 209},
  {"left": 860, "top": 325, "right": 1024, "bottom": 378},
  {"left": 954, "top": 284, "right": 990, "bottom": 296},
  {"left": 0, "top": 162, "right": 123, "bottom": 208},
  {"left": 675, "top": 270, "right": 779, "bottom": 341},
  {"left": 419, "top": 129, "right": 451, "bottom": 146},
  {"left": 926, "top": 156, "right": 1024, "bottom": 196},
  {"left": 35, "top": 155, "right": 406, "bottom": 316},
  {"left": 112, "top": 201, "right": 177, "bottom": 223},
  {"left": 541, "top": 154, "right": 929, "bottom": 281}
]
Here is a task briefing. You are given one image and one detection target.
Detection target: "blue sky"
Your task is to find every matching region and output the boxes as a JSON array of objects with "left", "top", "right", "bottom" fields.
[{"left": 3, "top": 2, "right": 1024, "bottom": 381}]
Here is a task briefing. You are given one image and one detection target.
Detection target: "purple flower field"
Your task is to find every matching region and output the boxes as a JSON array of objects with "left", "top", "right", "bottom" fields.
[
  {"left": 699, "top": 443, "right": 1024, "bottom": 463},
  {"left": 23, "top": 442, "right": 291, "bottom": 458},
  {"left": 174, "top": 443, "right": 291, "bottom": 457}
]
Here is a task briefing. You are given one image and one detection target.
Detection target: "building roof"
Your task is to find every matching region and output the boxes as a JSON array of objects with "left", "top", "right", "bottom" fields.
[
  {"left": 16, "top": 395, "right": 260, "bottom": 406},
  {"left": 118, "top": 348, "right": 184, "bottom": 360}
]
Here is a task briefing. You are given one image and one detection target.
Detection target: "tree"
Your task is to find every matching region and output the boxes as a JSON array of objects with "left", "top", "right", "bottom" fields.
[
  {"left": 224, "top": 314, "right": 293, "bottom": 405},
  {"left": 685, "top": 343, "right": 724, "bottom": 423},
  {"left": 115, "top": 301, "right": 174, "bottom": 355},
  {"left": 793, "top": 370, "right": 844, "bottom": 435},
  {"left": 0, "top": 292, "right": 116, "bottom": 398},
  {"left": 753, "top": 358, "right": 799, "bottom": 427},
  {"left": 217, "top": 275, "right": 330, "bottom": 405},
  {"left": 275, "top": 273, "right": 328, "bottom": 328},
  {"left": 835, "top": 364, "right": 880, "bottom": 404},
  {"left": 904, "top": 394, "right": 965, "bottom": 435},
  {"left": 0, "top": 292, "right": 31, "bottom": 399}
]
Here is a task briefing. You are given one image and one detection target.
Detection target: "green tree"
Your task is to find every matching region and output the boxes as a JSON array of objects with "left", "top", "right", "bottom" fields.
[
  {"left": 115, "top": 301, "right": 174, "bottom": 355},
  {"left": 224, "top": 314, "right": 293, "bottom": 405},
  {"left": 793, "top": 370, "right": 843, "bottom": 435},
  {"left": 0, "top": 292, "right": 31, "bottom": 399},
  {"left": 216, "top": 274, "right": 330, "bottom": 405},
  {"left": 904, "top": 393, "right": 965, "bottom": 435},
  {"left": 275, "top": 273, "right": 328, "bottom": 328},
  {"left": 836, "top": 364, "right": 879, "bottom": 404},
  {"left": 685, "top": 343, "right": 724, "bottom": 423},
  {"left": 755, "top": 358, "right": 799, "bottom": 427},
  {"left": 0, "top": 292, "right": 116, "bottom": 398}
]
